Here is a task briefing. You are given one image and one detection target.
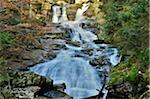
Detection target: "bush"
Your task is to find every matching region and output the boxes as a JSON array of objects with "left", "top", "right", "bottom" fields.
[
  {"left": 100, "top": 0, "right": 149, "bottom": 84},
  {"left": 0, "top": 32, "right": 14, "bottom": 50}
]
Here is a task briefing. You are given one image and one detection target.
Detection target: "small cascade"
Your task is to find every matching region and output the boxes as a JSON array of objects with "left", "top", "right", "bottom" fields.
[
  {"left": 75, "top": 3, "right": 90, "bottom": 21},
  {"left": 30, "top": 3, "right": 121, "bottom": 99},
  {"left": 60, "top": 5, "right": 68, "bottom": 22},
  {"left": 52, "top": 5, "right": 61, "bottom": 23}
]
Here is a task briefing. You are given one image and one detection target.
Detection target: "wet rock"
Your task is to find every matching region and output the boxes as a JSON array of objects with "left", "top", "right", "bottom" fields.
[
  {"left": 94, "top": 40, "right": 107, "bottom": 44},
  {"left": 46, "top": 50, "right": 57, "bottom": 60},
  {"left": 81, "top": 49, "right": 93, "bottom": 56},
  {"left": 121, "top": 55, "right": 130, "bottom": 62},
  {"left": 44, "top": 90, "right": 72, "bottom": 99},
  {"left": 53, "top": 83, "right": 66, "bottom": 92},
  {"left": 39, "top": 39, "right": 66, "bottom": 50},
  {"left": 81, "top": 19, "right": 96, "bottom": 28},
  {"left": 44, "top": 26, "right": 66, "bottom": 38},
  {"left": 66, "top": 40, "right": 81, "bottom": 47},
  {"left": 89, "top": 56, "right": 109, "bottom": 66}
]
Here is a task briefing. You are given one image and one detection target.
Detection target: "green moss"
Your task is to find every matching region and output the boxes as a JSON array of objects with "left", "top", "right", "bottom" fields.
[
  {"left": 143, "top": 72, "right": 150, "bottom": 81},
  {"left": 126, "top": 66, "right": 139, "bottom": 81},
  {"left": 109, "top": 61, "right": 130, "bottom": 85},
  {"left": 0, "top": 57, "right": 12, "bottom": 83},
  {"left": 0, "top": 73, "right": 9, "bottom": 82},
  {"left": 109, "top": 69, "right": 126, "bottom": 85}
]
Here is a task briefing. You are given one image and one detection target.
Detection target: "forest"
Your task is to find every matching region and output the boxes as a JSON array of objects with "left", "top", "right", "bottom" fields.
[{"left": 0, "top": 0, "right": 149, "bottom": 99}]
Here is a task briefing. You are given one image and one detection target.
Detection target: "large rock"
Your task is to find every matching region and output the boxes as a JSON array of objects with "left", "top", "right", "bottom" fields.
[
  {"left": 43, "top": 90, "right": 72, "bottom": 99},
  {"left": 107, "top": 82, "right": 133, "bottom": 99},
  {"left": 11, "top": 86, "right": 40, "bottom": 99},
  {"left": 10, "top": 71, "right": 53, "bottom": 88},
  {"left": 0, "top": 71, "right": 53, "bottom": 99},
  {"left": 89, "top": 56, "right": 109, "bottom": 66}
]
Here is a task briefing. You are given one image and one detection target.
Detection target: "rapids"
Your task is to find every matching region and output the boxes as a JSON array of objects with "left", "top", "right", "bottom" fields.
[{"left": 30, "top": 3, "right": 121, "bottom": 99}]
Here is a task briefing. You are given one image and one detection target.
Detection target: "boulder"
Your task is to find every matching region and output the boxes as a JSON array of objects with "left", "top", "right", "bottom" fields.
[
  {"left": 10, "top": 71, "right": 53, "bottom": 88},
  {"left": 89, "top": 56, "right": 109, "bottom": 66},
  {"left": 44, "top": 90, "right": 72, "bottom": 99}
]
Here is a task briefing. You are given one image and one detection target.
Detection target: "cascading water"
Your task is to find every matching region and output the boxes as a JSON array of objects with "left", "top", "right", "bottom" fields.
[
  {"left": 52, "top": 5, "right": 61, "bottom": 23},
  {"left": 60, "top": 5, "right": 68, "bottom": 22},
  {"left": 75, "top": 3, "right": 90, "bottom": 21},
  {"left": 30, "top": 3, "right": 121, "bottom": 99}
]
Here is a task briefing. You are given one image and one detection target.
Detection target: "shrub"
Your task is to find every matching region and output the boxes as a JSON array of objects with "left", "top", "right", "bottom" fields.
[
  {"left": 100, "top": 0, "right": 149, "bottom": 84},
  {"left": 0, "top": 32, "right": 14, "bottom": 50}
]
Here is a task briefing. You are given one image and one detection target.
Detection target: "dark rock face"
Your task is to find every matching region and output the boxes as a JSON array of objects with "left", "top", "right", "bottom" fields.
[
  {"left": 107, "top": 82, "right": 133, "bottom": 99},
  {"left": 0, "top": 16, "right": 68, "bottom": 98},
  {"left": 89, "top": 56, "right": 109, "bottom": 66},
  {"left": 107, "top": 75, "right": 149, "bottom": 99},
  {"left": 0, "top": 71, "right": 53, "bottom": 99},
  {"left": 66, "top": 40, "right": 81, "bottom": 47},
  {"left": 43, "top": 90, "right": 72, "bottom": 99},
  {"left": 9, "top": 71, "right": 53, "bottom": 88},
  {"left": 0, "top": 22, "right": 67, "bottom": 70},
  {"left": 93, "top": 40, "right": 107, "bottom": 44},
  {"left": 2, "top": 48, "right": 56, "bottom": 70}
]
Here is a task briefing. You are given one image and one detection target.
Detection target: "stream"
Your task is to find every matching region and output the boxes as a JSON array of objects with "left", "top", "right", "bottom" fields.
[{"left": 30, "top": 3, "right": 121, "bottom": 99}]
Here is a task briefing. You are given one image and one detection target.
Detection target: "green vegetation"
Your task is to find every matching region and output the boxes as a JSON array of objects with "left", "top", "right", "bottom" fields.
[
  {"left": 0, "top": 32, "right": 14, "bottom": 83},
  {"left": 100, "top": 0, "right": 149, "bottom": 84},
  {"left": 0, "top": 32, "right": 14, "bottom": 50}
]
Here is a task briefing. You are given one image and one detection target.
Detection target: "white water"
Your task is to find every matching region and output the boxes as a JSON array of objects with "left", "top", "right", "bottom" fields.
[
  {"left": 62, "top": 21, "right": 97, "bottom": 42},
  {"left": 52, "top": 5, "right": 61, "bottom": 23},
  {"left": 75, "top": 3, "right": 90, "bottom": 21},
  {"left": 60, "top": 5, "right": 68, "bottom": 22},
  {"left": 30, "top": 3, "right": 121, "bottom": 99}
]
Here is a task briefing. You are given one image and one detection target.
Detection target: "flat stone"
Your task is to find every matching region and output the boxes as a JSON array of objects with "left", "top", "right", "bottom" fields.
[{"left": 44, "top": 90, "right": 72, "bottom": 99}]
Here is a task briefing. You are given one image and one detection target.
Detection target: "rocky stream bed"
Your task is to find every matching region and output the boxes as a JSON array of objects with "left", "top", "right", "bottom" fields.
[
  {"left": 0, "top": 1, "right": 149, "bottom": 99},
  {"left": 0, "top": 22, "right": 148, "bottom": 99}
]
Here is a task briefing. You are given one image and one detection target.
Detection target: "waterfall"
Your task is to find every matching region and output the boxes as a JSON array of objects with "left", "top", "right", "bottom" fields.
[
  {"left": 30, "top": 3, "right": 121, "bottom": 99},
  {"left": 60, "top": 5, "right": 68, "bottom": 22},
  {"left": 52, "top": 5, "right": 61, "bottom": 23},
  {"left": 75, "top": 3, "right": 90, "bottom": 21}
]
